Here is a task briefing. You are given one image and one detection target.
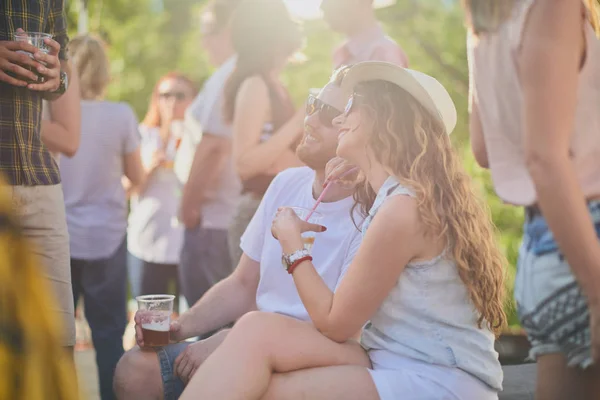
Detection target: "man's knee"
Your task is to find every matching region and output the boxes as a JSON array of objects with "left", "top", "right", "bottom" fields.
[{"left": 114, "top": 347, "right": 162, "bottom": 400}]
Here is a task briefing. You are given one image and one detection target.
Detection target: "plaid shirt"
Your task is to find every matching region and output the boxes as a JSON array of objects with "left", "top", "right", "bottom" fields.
[{"left": 0, "top": 0, "right": 69, "bottom": 186}]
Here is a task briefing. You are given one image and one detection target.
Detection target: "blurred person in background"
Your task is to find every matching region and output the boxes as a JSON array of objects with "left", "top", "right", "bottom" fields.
[
  {"left": 127, "top": 72, "right": 198, "bottom": 313},
  {"left": 177, "top": 0, "right": 244, "bottom": 308},
  {"left": 0, "top": 0, "right": 74, "bottom": 352},
  {"left": 41, "top": 70, "right": 81, "bottom": 159},
  {"left": 225, "top": 0, "right": 305, "bottom": 269},
  {"left": 59, "top": 34, "right": 144, "bottom": 400},
  {"left": 321, "top": 0, "right": 409, "bottom": 68},
  {"left": 0, "top": 178, "right": 79, "bottom": 400},
  {"left": 465, "top": 0, "right": 600, "bottom": 398}
]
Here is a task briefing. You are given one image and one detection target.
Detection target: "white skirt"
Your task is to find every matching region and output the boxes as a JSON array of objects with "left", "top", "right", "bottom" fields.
[{"left": 367, "top": 350, "right": 498, "bottom": 400}]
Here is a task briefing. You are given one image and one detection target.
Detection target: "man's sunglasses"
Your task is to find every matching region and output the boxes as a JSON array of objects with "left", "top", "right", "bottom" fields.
[
  {"left": 158, "top": 91, "right": 188, "bottom": 101},
  {"left": 306, "top": 95, "right": 343, "bottom": 127}
]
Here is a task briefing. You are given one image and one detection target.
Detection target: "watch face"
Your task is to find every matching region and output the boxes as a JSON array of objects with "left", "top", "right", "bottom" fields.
[{"left": 282, "top": 254, "right": 290, "bottom": 270}]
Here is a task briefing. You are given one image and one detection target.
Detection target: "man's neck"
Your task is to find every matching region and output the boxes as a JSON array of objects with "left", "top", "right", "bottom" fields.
[{"left": 312, "top": 170, "right": 354, "bottom": 203}]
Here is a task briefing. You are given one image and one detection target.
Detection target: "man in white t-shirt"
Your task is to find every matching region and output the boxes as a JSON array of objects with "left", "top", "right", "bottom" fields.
[{"left": 114, "top": 66, "right": 360, "bottom": 400}]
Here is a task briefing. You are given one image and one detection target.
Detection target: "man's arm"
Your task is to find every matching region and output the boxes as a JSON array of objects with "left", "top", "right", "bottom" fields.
[
  {"left": 173, "top": 254, "right": 260, "bottom": 341},
  {"left": 180, "top": 133, "right": 231, "bottom": 229},
  {"left": 41, "top": 61, "right": 80, "bottom": 157}
]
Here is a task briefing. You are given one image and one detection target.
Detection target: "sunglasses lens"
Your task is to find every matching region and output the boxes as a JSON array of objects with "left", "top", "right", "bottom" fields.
[{"left": 344, "top": 97, "right": 354, "bottom": 116}]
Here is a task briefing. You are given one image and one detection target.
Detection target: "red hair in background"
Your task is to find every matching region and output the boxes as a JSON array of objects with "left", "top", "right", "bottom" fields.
[{"left": 142, "top": 72, "right": 199, "bottom": 128}]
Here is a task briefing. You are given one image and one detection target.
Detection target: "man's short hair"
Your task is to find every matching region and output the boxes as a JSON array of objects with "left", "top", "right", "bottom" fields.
[{"left": 330, "top": 64, "right": 352, "bottom": 87}]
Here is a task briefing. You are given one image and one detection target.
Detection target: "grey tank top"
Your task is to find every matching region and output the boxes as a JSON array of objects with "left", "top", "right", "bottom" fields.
[{"left": 360, "top": 176, "right": 503, "bottom": 391}]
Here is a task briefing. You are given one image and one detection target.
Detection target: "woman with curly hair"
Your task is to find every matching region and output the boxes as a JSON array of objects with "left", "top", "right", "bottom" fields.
[{"left": 179, "top": 62, "right": 507, "bottom": 400}]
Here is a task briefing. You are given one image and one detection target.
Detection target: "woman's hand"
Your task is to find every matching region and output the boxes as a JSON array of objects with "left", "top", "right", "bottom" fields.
[
  {"left": 148, "top": 149, "right": 166, "bottom": 172},
  {"left": 324, "top": 157, "right": 360, "bottom": 189},
  {"left": 271, "top": 207, "right": 326, "bottom": 245}
]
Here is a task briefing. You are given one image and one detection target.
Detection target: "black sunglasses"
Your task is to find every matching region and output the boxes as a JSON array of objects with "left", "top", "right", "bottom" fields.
[
  {"left": 158, "top": 91, "right": 188, "bottom": 101},
  {"left": 306, "top": 95, "right": 343, "bottom": 127}
]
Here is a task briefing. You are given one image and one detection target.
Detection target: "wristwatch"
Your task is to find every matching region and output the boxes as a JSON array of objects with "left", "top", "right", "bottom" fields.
[
  {"left": 282, "top": 248, "right": 310, "bottom": 272},
  {"left": 52, "top": 70, "right": 68, "bottom": 95}
]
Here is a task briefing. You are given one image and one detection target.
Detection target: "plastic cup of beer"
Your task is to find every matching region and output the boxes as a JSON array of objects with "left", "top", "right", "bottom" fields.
[
  {"left": 136, "top": 295, "right": 175, "bottom": 347},
  {"left": 289, "top": 207, "right": 323, "bottom": 253}
]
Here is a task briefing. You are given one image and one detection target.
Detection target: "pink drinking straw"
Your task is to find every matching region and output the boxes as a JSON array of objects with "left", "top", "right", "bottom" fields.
[{"left": 305, "top": 167, "right": 359, "bottom": 221}]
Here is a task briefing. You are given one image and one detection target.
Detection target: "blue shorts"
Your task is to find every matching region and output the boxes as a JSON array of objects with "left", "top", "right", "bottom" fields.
[
  {"left": 515, "top": 200, "right": 600, "bottom": 368},
  {"left": 156, "top": 342, "right": 190, "bottom": 400}
]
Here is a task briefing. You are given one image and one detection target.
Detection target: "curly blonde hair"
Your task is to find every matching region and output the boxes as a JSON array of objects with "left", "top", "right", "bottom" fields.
[{"left": 354, "top": 80, "right": 507, "bottom": 334}]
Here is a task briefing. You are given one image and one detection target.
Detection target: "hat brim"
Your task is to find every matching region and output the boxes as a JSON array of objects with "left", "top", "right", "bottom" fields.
[{"left": 340, "top": 62, "right": 455, "bottom": 135}]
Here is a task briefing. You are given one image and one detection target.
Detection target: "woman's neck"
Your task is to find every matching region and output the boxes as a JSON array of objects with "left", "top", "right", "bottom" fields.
[{"left": 363, "top": 162, "right": 390, "bottom": 194}]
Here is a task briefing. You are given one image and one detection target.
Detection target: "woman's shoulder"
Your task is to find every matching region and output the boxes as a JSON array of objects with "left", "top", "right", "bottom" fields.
[
  {"left": 86, "top": 100, "right": 137, "bottom": 118},
  {"left": 239, "top": 75, "right": 269, "bottom": 95}
]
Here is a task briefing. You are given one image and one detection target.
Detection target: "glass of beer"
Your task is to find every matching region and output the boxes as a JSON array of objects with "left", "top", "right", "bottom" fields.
[
  {"left": 12, "top": 31, "right": 52, "bottom": 83},
  {"left": 280, "top": 207, "right": 322, "bottom": 257},
  {"left": 136, "top": 295, "right": 175, "bottom": 347}
]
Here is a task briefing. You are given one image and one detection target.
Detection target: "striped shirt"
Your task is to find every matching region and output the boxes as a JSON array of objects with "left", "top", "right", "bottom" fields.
[{"left": 0, "top": 0, "right": 69, "bottom": 186}]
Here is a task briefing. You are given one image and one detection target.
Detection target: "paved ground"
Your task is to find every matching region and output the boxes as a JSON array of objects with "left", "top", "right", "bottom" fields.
[
  {"left": 75, "top": 349, "right": 100, "bottom": 400},
  {"left": 74, "top": 300, "right": 138, "bottom": 400}
]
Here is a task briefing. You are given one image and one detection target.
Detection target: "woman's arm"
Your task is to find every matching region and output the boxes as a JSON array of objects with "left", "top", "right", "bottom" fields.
[
  {"left": 520, "top": 0, "right": 600, "bottom": 301},
  {"left": 123, "top": 149, "right": 145, "bottom": 194},
  {"left": 232, "top": 76, "right": 303, "bottom": 181},
  {"left": 41, "top": 64, "right": 81, "bottom": 157},
  {"left": 470, "top": 101, "right": 489, "bottom": 169},
  {"left": 278, "top": 196, "right": 423, "bottom": 343}
]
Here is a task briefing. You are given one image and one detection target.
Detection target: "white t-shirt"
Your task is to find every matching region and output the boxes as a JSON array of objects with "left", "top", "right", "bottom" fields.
[
  {"left": 128, "top": 124, "right": 185, "bottom": 264},
  {"left": 241, "top": 167, "right": 364, "bottom": 321},
  {"left": 176, "top": 56, "right": 241, "bottom": 230}
]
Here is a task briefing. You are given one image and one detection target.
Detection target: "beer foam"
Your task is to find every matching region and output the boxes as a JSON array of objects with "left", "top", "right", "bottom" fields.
[{"left": 142, "top": 320, "right": 170, "bottom": 332}]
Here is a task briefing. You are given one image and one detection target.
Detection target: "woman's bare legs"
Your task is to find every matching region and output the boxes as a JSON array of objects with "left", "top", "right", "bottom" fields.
[
  {"left": 536, "top": 354, "right": 600, "bottom": 400},
  {"left": 261, "top": 366, "right": 379, "bottom": 400},
  {"left": 180, "top": 311, "right": 371, "bottom": 400}
]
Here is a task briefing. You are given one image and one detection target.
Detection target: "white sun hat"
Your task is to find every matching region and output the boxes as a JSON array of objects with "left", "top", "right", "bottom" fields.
[
  {"left": 284, "top": 0, "right": 396, "bottom": 20},
  {"left": 340, "top": 61, "right": 458, "bottom": 135}
]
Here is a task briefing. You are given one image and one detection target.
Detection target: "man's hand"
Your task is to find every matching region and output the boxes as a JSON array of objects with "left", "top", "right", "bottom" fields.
[
  {"left": 0, "top": 40, "right": 43, "bottom": 86},
  {"left": 134, "top": 311, "right": 184, "bottom": 348},
  {"left": 174, "top": 330, "right": 230, "bottom": 384},
  {"left": 173, "top": 341, "right": 210, "bottom": 384},
  {"left": 179, "top": 204, "right": 201, "bottom": 229},
  {"left": 27, "top": 36, "right": 62, "bottom": 92}
]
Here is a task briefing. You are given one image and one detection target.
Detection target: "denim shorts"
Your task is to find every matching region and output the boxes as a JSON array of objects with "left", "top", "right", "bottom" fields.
[
  {"left": 515, "top": 200, "right": 600, "bottom": 368},
  {"left": 156, "top": 342, "right": 190, "bottom": 400}
]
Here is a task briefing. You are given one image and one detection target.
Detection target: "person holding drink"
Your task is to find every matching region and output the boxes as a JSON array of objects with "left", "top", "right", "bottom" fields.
[
  {"left": 114, "top": 66, "right": 363, "bottom": 400},
  {"left": 0, "top": 0, "right": 75, "bottom": 353},
  {"left": 179, "top": 62, "right": 506, "bottom": 400},
  {"left": 128, "top": 72, "right": 198, "bottom": 311}
]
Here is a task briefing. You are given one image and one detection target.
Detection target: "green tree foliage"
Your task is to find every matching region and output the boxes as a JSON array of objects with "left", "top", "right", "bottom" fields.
[{"left": 68, "top": 0, "right": 522, "bottom": 327}]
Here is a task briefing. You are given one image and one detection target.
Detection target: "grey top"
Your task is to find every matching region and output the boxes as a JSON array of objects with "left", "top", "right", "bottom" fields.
[
  {"left": 60, "top": 100, "right": 140, "bottom": 260},
  {"left": 360, "top": 176, "right": 503, "bottom": 391}
]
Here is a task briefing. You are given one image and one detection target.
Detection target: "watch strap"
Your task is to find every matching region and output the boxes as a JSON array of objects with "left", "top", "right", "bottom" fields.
[{"left": 282, "top": 248, "right": 310, "bottom": 272}]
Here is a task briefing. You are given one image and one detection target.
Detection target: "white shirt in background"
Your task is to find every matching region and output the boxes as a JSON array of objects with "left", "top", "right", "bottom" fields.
[
  {"left": 241, "top": 166, "right": 363, "bottom": 321},
  {"left": 128, "top": 124, "right": 186, "bottom": 264},
  {"left": 177, "top": 56, "right": 241, "bottom": 231}
]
